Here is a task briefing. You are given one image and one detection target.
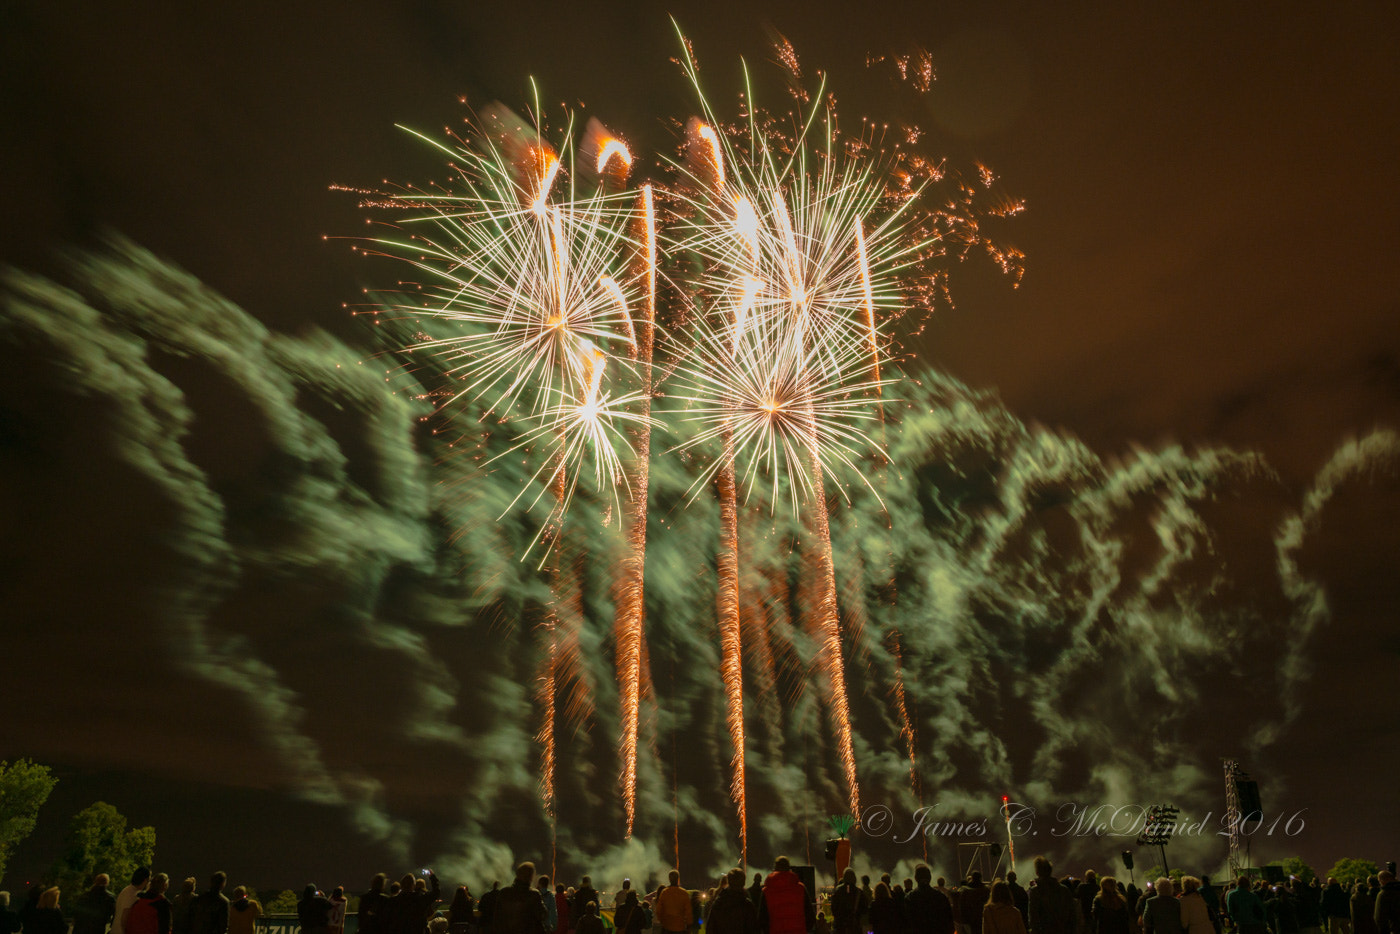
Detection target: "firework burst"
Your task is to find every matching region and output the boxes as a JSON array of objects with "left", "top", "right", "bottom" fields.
[
  {"left": 359, "top": 98, "right": 645, "bottom": 467},
  {"left": 662, "top": 29, "right": 927, "bottom": 826},
  {"left": 355, "top": 23, "right": 1026, "bottom": 851},
  {"left": 355, "top": 93, "right": 656, "bottom": 825}
]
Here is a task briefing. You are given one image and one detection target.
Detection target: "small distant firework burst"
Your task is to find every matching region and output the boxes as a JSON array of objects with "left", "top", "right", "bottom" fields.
[{"left": 352, "top": 22, "right": 1024, "bottom": 861}]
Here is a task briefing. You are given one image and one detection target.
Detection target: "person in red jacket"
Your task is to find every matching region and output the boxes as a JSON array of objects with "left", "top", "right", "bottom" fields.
[
  {"left": 760, "top": 858, "right": 813, "bottom": 934},
  {"left": 128, "top": 874, "right": 173, "bottom": 934},
  {"left": 555, "top": 886, "right": 570, "bottom": 934}
]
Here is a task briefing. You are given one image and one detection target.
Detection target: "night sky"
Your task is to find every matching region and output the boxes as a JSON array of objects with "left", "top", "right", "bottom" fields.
[{"left": 2, "top": 0, "right": 1397, "bottom": 894}]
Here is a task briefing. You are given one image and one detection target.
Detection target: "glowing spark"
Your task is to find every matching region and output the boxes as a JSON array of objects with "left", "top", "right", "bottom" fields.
[
  {"left": 532, "top": 151, "right": 562, "bottom": 216},
  {"left": 854, "top": 220, "right": 881, "bottom": 386},
  {"left": 641, "top": 185, "right": 657, "bottom": 321},
  {"left": 733, "top": 196, "right": 761, "bottom": 265},
  {"left": 732, "top": 275, "right": 765, "bottom": 354},
  {"left": 549, "top": 209, "right": 569, "bottom": 318},
  {"left": 597, "top": 276, "right": 636, "bottom": 353},
  {"left": 596, "top": 137, "right": 633, "bottom": 175},
  {"left": 771, "top": 190, "right": 807, "bottom": 310},
  {"left": 696, "top": 123, "right": 726, "bottom": 189},
  {"left": 578, "top": 340, "right": 606, "bottom": 405}
]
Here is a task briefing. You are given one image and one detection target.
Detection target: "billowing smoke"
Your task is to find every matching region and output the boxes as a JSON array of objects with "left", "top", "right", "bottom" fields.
[{"left": 2, "top": 237, "right": 1393, "bottom": 886}]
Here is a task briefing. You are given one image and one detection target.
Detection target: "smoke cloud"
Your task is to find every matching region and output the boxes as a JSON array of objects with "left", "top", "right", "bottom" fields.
[{"left": 1, "top": 237, "right": 1394, "bottom": 885}]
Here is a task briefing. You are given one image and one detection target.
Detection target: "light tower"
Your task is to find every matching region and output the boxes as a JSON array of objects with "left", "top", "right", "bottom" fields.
[{"left": 1136, "top": 804, "right": 1180, "bottom": 874}]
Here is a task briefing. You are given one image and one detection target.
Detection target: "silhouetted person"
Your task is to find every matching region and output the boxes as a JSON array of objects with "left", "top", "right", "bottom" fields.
[
  {"left": 1143, "top": 879, "right": 1181, "bottom": 934},
  {"left": 30, "top": 888, "right": 69, "bottom": 934},
  {"left": 405, "top": 875, "right": 442, "bottom": 934},
  {"left": 74, "top": 874, "right": 118, "bottom": 934},
  {"left": 706, "top": 870, "right": 758, "bottom": 934},
  {"left": 1180, "top": 878, "right": 1213, "bottom": 934},
  {"left": 1005, "top": 875, "right": 1028, "bottom": 925},
  {"left": 361, "top": 876, "right": 390, "bottom": 934},
  {"left": 575, "top": 903, "right": 603, "bottom": 934},
  {"left": 538, "top": 879, "right": 555, "bottom": 934},
  {"left": 450, "top": 887, "right": 476, "bottom": 934},
  {"left": 479, "top": 883, "right": 501, "bottom": 934},
  {"left": 228, "top": 887, "right": 263, "bottom": 934},
  {"left": 1295, "top": 881, "right": 1324, "bottom": 934},
  {"left": 960, "top": 875, "right": 988, "bottom": 934},
  {"left": 891, "top": 886, "right": 907, "bottom": 934},
  {"left": 984, "top": 882, "right": 1028, "bottom": 934},
  {"left": 869, "top": 884, "right": 902, "bottom": 934},
  {"left": 906, "top": 865, "right": 954, "bottom": 934},
  {"left": 328, "top": 886, "right": 348, "bottom": 934},
  {"left": 1320, "top": 880, "right": 1350, "bottom": 934},
  {"left": 0, "top": 892, "right": 21, "bottom": 934},
  {"left": 1267, "top": 885, "right": 1300, "bottom": 934},
  {"left": 299, "top": 885, "right": 335, "bottom": 934},
  {"left": 571, "top": 880, "right": 599, "bottom": 933},
  {"left": 1228, "top": 877, "right": 1268, "bottom": 934},
  {"left": 493, "top": 862, "right": 547, "bottom": 934},
  {"left": 1353, "top": 883, "right": 1379, "bottom": 934},
  {"left": 190, "top": 873, "right": 230, "bottom": 934},
  {"left": 1376, "top": 872, "right": 1400, "bottom": 934},
  {"left": 1090, "top": 878, "right": 1128, "bottom": 934},
  {"left": 831, "top": 870, "right": 869, "bottom": 934},
  {"left": 0, "top": 892, "right": 22, "bottom": 934},
  {"left": 617, "top": 892, "right": 649, "bottom": 934},
  {"left": 1076, "top": 874, "right": 1099, "bottom": 934},
  {"left": 382, "top": 883, "right": 409, "bottom": 934},
  {"left": 1027, "top": 859, "right": 1076, "bottom": 934},
  {"left": 172, "top": 879, "right": 199, "bottom": 934}
]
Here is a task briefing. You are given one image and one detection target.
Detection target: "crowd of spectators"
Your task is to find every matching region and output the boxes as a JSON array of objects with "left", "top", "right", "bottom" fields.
[{"left": 2, "top": 854, "right": 1395, "bottom": 934}]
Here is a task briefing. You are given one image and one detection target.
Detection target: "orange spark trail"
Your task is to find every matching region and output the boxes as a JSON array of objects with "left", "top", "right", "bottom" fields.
[
  {"left": 697, "top": 145, "right": 747, "bottom": 862},
  {"left": 888, "top": 629, "right": 918, "bottom": 789},
  {"left": 538, "top": 643, "right": 557, "bottom": 816},
  {"left": 615, "top": 185, "right": 656, "bottom": 837},
  {"left": 537, "top": 454, "right": 566, "bottom": 820},
  {"left": 805, "top": 436, "right": 860, "bottom": 820},
  {"left": 887, "top": 628, "right": 925, "bottom": 860},
  {"left": 716, "top": 439, "right": 748, "bottom": 866},
  {"left": 536, "top": 196, "right": 565, "bottom": 825}
]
